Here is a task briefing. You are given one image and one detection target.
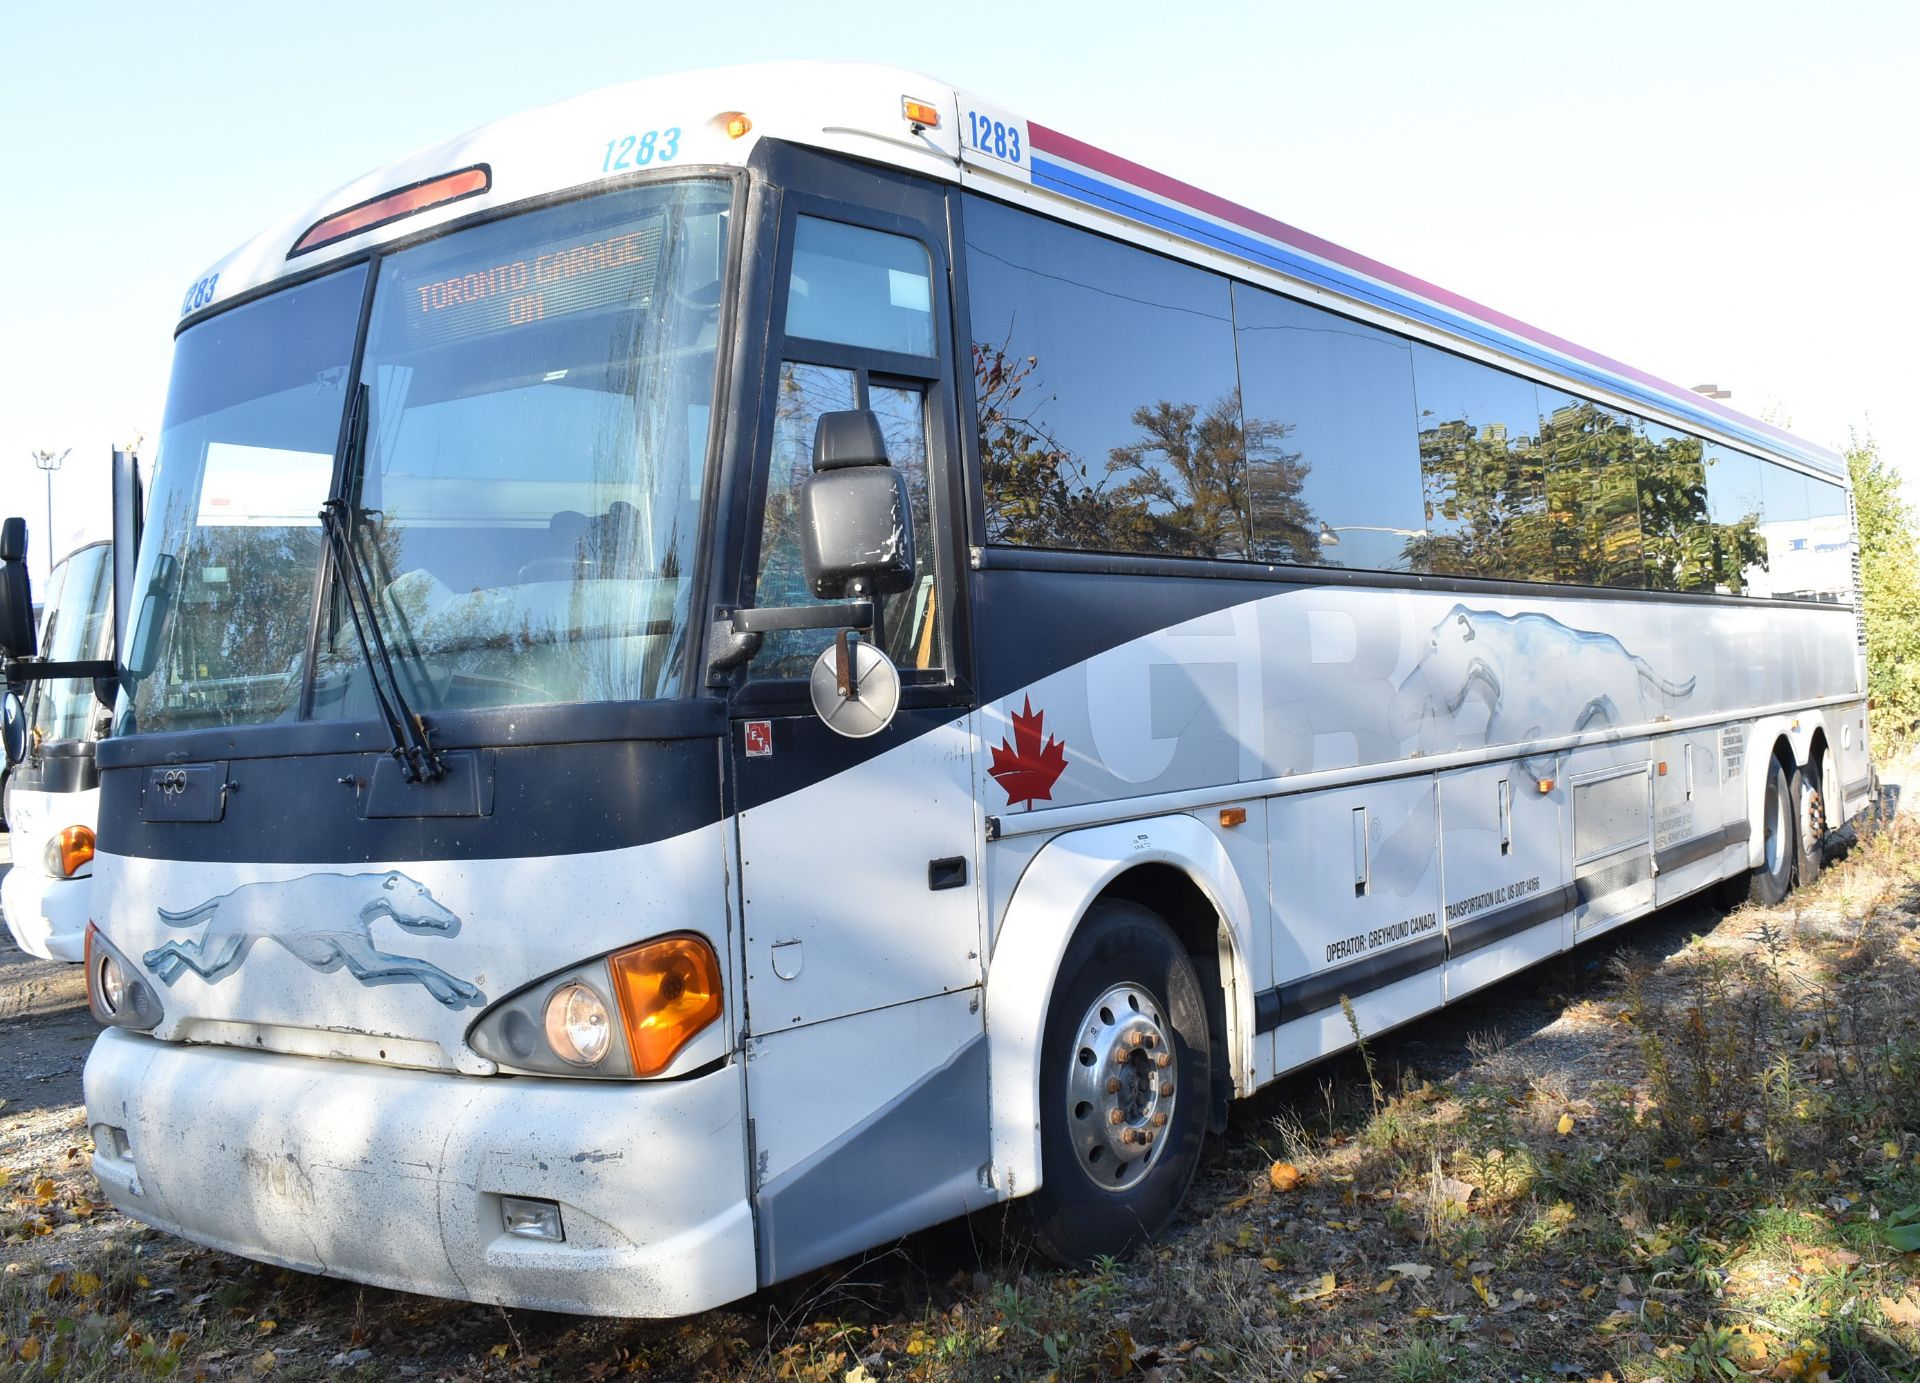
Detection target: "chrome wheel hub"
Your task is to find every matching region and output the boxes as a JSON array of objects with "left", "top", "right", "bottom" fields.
[{"left": 1066, "top": 982, "right": 1176, "bottom": 1192}]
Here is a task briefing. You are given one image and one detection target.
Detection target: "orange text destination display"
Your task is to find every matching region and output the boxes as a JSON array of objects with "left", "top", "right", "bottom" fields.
[{"left": 400, "top": 221, "right": 663, "bottom": 347}]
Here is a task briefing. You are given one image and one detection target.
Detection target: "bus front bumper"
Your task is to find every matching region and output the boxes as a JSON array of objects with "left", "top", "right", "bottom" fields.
[
  {"left": 84, "top": 1028, "right": 757, "bottom": 1317},
  {"left": 1, "top": 865, "right": 90, "bottom": 962}
]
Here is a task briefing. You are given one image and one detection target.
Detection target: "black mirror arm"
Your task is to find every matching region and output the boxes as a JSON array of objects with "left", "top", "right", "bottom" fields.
[
  {"left": 704, "top": 600, "right": 874, "bottom": 685},
  {"left": 2, "top": 656, "right": 115, "bottom": 684}
]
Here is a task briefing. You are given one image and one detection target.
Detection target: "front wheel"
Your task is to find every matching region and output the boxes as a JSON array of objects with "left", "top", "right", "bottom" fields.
[
  {"left": 1750, "top": 757, "right": 1794, "bottom": 906},
  {"left": 1017, "top": 900, "right": 1211, "bottom": 1265}
]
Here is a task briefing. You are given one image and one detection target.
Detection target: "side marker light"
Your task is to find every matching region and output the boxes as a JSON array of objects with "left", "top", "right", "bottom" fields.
[
  {"left": 903, "top": 98, "right": 942, "bottom": 130},
  {"left": 1538, "top": 778, "right": 1556, "bottom": 794},
  {"left": 1218, "top": 807, "right": 1247, "bottom": 828}
]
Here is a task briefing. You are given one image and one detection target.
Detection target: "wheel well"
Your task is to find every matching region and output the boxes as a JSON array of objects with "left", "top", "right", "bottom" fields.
[
  {"left": 1097, "top": 864, "right": 1235, "bottom": 1132},
  {"left": 1772, "top": 735, "right": 1795, "bottom": 775}
]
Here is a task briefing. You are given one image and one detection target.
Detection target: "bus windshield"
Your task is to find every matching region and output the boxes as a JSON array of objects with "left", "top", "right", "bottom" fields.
[
  {"left": 124, "top": 179, "right": 730, "bottom": 733},
  {"left": 28, "top": 542, "right": 112, "bottom": 746}
]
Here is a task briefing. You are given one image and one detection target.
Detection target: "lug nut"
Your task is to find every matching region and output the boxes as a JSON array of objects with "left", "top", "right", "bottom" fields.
[
  {"left": 1107, "top": 1108, "right": 1125, "bottom": 1126},
  {"left": 1113, "top": 1045, "right": 1131, "bottom": 1064},
  {"left": 1140, "top": 1129, "right": 1155, "bottom": 1144},
  {"left": 1125, "top": 1030, "right": 1144, "bottom": 1048},
  {"left": 1106, "top": 1077, "right": 1121, "bottom": 1094},
  {"left": 1159, "top": 1080, "right": 1174, "bottom": 1097},
  {"left": 1151, "top": 1111, "right": 1169, "bottom": 1127},
  {"left": 1120, "top": 1127, "right": 1139, "bottom": 1145},
  {"left": 1154, "top": 1052, "right": 1172, "bottom": 1069}
]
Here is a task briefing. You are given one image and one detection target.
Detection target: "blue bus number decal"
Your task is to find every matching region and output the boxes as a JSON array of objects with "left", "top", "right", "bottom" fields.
[
  {"left": 181, "top": 273, "right": 219, "bottom": 317},
  {"left": 964, "top": 111, "right": 1021, "bottom": 166},
  {"left": 602, "top": 127, "right": 681, "bottom": 174}
]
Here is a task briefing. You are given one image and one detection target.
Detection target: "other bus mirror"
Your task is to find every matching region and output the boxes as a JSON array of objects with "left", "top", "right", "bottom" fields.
[
  {"left": 0, "top": 517, "right": 36, "bottom": 661},
  {"left": 126, "top": 553, "right": 181, "bottom": 681},
  {"left": 800, "top": 411, "right": 915, "bottom": 601},
  {"left": 1, "top": 689, "right": 25, "bottom": 765}
]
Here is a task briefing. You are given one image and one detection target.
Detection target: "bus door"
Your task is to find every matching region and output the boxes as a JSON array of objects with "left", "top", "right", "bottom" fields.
[{"left": 723, "top": 155, "right": 987, "bottom": 1280}]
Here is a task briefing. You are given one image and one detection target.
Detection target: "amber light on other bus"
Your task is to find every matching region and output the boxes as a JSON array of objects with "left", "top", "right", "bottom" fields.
[
  {"left": 45, "top": 825, "right": 95, "bottom": 878},
  {"left": 609, "top": 936, "right": 723, "bottom": 1076},
  {"left": 289, "top": 165, "right": 492, "bottom": 258}
]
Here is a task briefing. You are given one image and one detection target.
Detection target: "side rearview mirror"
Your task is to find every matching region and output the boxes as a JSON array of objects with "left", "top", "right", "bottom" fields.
[
  {"left": 2, "top": 689, "right": 26, "bottom": 766},
  {"left": 799, "top": 410, "right": 916, "bottom": 601},
  {"left": 0, "top": 516, "right": 37, "bottom": 660}
]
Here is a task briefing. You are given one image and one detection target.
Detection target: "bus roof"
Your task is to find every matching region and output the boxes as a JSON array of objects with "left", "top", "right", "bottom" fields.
[{"left": 184, "top": 61, "right": 1842, "bottom": 478}]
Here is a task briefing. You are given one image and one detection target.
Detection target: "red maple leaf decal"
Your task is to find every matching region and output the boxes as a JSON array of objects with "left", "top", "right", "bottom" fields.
[{"left": 989, "top": 696, "right": 1069, "bottom": 809}]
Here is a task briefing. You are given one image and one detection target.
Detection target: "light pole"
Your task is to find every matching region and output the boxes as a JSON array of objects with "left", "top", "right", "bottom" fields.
[{"left": 30, "top": 449, "right": 69, "bottom": 569}]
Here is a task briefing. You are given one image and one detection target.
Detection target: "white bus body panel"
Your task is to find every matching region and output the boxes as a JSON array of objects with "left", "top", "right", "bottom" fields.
[{"left": 1, "top": 783, "right": 98, "bottom": 962}]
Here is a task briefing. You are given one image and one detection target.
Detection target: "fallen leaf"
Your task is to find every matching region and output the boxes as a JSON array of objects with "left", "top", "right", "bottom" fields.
[
  {"left": 74, "top": 1272, "right": 101, "bottom": 1297},
  {"left": 1269, "top": 1162, "right": 1303, "bottom": 1193},
  {"left": 1435, "top": 1174, "right": 1477, "bottom": 1206},
  {"left": 1557, "top": 1113, "right": 1575, "bottom": 1135},
  {"left": 1387, "top": 1262, "right": 1434, "bottom": 1281},
  {"left": 1291, "top": 1272, "right": 1337, "bottom": 1303},
  {"left": 1880, "top": 1293, "right": 1920, "bottom": 1328}
]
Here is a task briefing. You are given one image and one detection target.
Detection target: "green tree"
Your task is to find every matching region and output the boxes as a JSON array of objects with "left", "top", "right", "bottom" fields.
[{"left": 1849, "top": 433, "right": 1920, "bottom": 753}]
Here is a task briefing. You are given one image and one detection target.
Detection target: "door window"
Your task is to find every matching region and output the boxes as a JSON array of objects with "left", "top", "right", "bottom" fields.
[
  {"left": 749, "top": 215, "right": 947, "bottom": 681},
  {"left": 750, "top": 363, "right": 941, "bottom": 678}
]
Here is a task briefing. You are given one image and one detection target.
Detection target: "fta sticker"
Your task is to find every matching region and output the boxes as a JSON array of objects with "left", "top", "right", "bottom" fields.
[{"left": 744, "top": 720, "right": 774, "bottom": 758}]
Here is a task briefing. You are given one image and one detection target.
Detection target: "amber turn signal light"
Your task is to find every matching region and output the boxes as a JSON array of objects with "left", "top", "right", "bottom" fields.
[
  {"left": 902, "top": 97, "right": 942, "bottom": 129},
  {"left": 609, "top": 935, "right": 723, "bottom": 1076},
  {"left": 46, "top": 825, "right": 95, "bottom": 879}
]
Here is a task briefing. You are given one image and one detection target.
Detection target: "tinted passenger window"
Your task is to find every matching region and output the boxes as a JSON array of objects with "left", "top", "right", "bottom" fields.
[
  {"left": 964, "top": 195, "right": 1243, "bottom": 558},
  {"left": 1536, "top": 392, "right": 1647, "bottom": 588},
  {"left": 1632, "top": 420, "right": 1712, "bottom": 592},
  {"left": 1409, "top": 346, "right": 1550, "bottom": 581},
  {"left": 1703, "top": 444, "right": 1766, "bottom": 594},
  {"left": 785, "top": 217, "right": 935, "bottom": 356},
  {"left": 1232, "top": 286, "right": 1423, "bottom": 571}
]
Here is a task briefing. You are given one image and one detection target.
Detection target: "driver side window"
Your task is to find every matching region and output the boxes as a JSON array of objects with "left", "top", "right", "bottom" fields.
[{"left": 749, "top": 216, "right": 945, "bottom": 680}]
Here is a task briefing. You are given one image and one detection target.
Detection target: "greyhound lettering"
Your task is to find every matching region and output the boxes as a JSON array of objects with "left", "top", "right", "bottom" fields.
[{"left": 143, "top": 870, "right": 484, "bottom": 1009}]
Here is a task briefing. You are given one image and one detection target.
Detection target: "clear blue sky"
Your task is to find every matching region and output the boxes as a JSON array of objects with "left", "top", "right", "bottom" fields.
[{"left": 2, "top": 0, "right": 1912, "bottom": 584}]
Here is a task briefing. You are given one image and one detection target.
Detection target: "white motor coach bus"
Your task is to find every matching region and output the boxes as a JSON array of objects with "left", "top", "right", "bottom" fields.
[
  {"left": 2, "top": 528, "right": 114, "bottom": 961},
  {"left": 0, "top": 63, "right": 1871, "bottom": 1317}
]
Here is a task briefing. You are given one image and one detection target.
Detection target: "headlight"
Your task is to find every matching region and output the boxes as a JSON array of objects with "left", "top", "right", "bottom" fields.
[
  {"left": 45, "top": 825, "right": 95, "bottom": 879},
  {"left": 467, "top": 934, "right": 725, "bottom": 1079},
  {"left": 543, "top": 982, "right": 613, "bottom": 1066},
  {"left": 100, "top": 951, "right": 131, "bottom": 1014},
  {"left": 84, "top": 924, "right": 163, "bottom": 1031}
]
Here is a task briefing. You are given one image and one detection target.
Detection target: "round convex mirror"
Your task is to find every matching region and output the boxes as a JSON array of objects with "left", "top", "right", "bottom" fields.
[
  {"left": 809, "top": 640, "right": 901, "bottom": 739},
  {"left": 1, "top": 690, "right": 25, "bottom": 766}
]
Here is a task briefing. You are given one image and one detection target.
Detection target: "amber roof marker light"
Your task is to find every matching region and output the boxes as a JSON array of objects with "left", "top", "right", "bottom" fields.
[
  {"left": 289, "top": 165, "right": 492, "bottom": 259},
  {"left": 902, "top": 97, "right": 942, "bottom": 133}
]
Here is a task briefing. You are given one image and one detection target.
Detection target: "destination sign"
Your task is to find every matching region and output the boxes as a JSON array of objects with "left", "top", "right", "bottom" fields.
[{"left": 396, "top": 220, "right": 663, "bottom": 348}]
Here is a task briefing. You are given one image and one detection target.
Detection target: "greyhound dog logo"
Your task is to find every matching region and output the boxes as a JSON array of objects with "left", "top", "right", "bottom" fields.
[
  {"left": 1392, "top": 605, "right": 1697, "bottom": 783},
  {"left": 143, "top": 870, "right": 484, "bottom": 1010}
]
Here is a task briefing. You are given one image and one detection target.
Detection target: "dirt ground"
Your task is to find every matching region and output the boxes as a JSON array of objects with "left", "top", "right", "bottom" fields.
[{"left": 1, "top": 791, "right": 1914, "bottom": 1380}]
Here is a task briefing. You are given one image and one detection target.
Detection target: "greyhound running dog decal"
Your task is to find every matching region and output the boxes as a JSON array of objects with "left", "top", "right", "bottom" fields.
[
  {"left": 1391, "top": 605, "right": 1697, "bottom": 782},
  {"left": 142, "top": 870, "right": 484, "bottom": 1009}
]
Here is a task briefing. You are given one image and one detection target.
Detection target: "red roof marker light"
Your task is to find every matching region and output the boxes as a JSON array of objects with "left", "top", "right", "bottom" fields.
[{"left": 289, "top": 165, "right": 491, "bottom": 259}]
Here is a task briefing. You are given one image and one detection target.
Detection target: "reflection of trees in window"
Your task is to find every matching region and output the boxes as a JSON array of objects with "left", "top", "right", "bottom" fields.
[
  {"left": 1408, "top": 415, "right": 1552, "bottom": 580},
  {"left": 975, "top": 339, "right": 1313, "bottom": 561}
]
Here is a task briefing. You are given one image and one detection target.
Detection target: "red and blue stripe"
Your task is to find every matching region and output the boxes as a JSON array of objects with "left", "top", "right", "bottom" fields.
[{"left": 1026, "top": 123, "right": 1840, "bottom": 476}]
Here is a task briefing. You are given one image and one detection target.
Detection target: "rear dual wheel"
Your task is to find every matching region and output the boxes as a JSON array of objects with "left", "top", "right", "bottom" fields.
[
  {"left": 1750, "top": 755, "right": 1826, "bottom": 906},
  {"left": 1017, "top": 900, "right": 1211, "bottom": 1265}
]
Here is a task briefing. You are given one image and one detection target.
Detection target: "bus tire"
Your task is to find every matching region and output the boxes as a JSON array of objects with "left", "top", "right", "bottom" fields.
[
  {"left": 1791, "top": 758, "right": 1826, "bottom": 888},
  {"left": 1018, "top": 899, "right": 1211, "bottom": 1266},
  {"left": 1749, "top": 757, "right": 1794, "bottom": 907}
]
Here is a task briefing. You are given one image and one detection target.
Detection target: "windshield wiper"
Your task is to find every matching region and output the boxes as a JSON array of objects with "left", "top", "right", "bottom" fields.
[{"left": 320, "top": 386, "right": 443, "bottom": 784}]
